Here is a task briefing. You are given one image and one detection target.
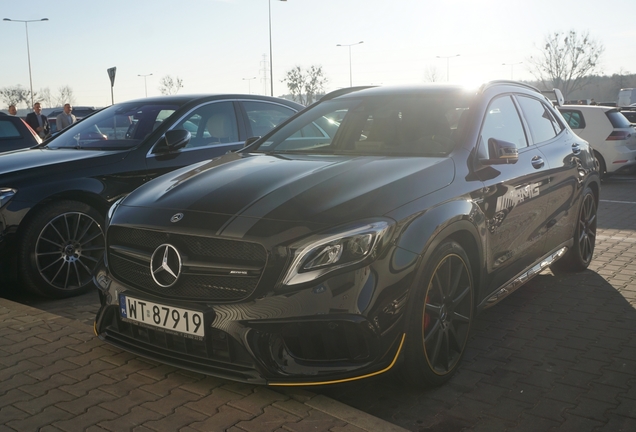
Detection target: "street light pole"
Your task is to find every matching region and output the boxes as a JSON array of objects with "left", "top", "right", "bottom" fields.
[
  {"left": 502, "top": 62, "right": 523, "bottom": 80},
  {"left": 268, "top": 0, "right": 287, "bottom": 97},
  {"left": 436, "top": 54, "right": 460, "bottom": 81},
  {"left": 3, "top": 17, "right": 48, "bottom": 108},
  {"left": 242, "top": 77, "right": 256, "bottom": 94},
  {"left": 336, "top": 41, "right": 364, "bottom": 87},
  {"left": 138, "top": 73, "right": 153, "bottom": 97}
]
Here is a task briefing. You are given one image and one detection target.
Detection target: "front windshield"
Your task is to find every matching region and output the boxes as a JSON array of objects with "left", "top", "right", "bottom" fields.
[
  {"left": 255, "top": 92, "right": 474, "bottom": 156},
  {"left": 47, "top": 102, "right": 179, "bottom": 150}
]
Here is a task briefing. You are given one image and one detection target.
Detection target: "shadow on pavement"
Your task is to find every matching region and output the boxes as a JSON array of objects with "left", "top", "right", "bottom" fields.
[{"left": 317, "top": 270, "right": 636, "bottom": 431}]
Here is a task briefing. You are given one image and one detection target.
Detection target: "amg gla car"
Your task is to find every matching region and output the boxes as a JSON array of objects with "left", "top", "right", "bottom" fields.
[
  {"left": 95, "top": 82, "right": 600, "bottom": 387},
  {"left": 0, "top": 94, "right": 303, "bottom": 298}
]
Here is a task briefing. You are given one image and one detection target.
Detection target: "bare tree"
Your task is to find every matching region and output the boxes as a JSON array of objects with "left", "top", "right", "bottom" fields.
[
  {"left": 158, "top": 75, "right": 184, "bottom": 95},
  {"left": 55, "top": 86, "right": 75, "bottom": 106},
  {"left": 527, "top": 30, "right": 604, "bottom": 99},
  {"left": 424, "top": 65, "right": 441, "bottom": 83},
  {"left": 39, "top": 87, "right": 54, "bottom": 108},
  {"left": 0, "top": 86, "right": 31, "bottom": 108},
  {"left": 282, "top": 65, "right": 327, "bottom": 105}
]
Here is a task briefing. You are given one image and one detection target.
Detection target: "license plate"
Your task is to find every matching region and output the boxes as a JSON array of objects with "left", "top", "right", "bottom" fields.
[{"left": 119, "top": 294, "right": 204, "bottom": 338}]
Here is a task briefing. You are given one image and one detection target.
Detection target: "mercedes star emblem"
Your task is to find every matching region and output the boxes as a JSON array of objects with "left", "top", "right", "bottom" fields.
[
  {"left": 171, "top": 213, "right": 184, "bottom": 223},
  {"left": 150, "top": 244, "right": 182, "bottom": 287}
]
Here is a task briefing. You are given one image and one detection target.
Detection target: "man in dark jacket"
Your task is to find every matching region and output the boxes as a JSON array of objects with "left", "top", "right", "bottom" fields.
[{"left": 25, "top": 102, "right": 50, "bottom": 139}]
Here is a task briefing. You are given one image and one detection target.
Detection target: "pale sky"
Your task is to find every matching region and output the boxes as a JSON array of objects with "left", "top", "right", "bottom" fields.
[{"left": 1, "top": 0, "right": 635, "bottom": 108}]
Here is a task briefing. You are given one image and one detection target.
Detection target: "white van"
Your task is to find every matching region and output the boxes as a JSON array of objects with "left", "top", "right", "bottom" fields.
[{"left": 618, "top": 88, "right": 636, "bottom": 107}]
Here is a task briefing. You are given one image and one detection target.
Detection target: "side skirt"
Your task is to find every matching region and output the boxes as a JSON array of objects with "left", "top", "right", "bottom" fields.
[{"left": 478, "top": 245, "right": 568, "bottom": 311}]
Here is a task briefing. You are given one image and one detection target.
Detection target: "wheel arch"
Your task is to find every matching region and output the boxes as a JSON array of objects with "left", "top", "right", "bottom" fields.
[
  {"left": 16, "top": 190, "right": 110, "bottom": 240},
  {"left": 395, "top": 202, "right": 485, "bottom": 328}
]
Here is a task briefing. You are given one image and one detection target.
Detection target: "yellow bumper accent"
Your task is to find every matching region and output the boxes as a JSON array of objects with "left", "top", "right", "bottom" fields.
[{"left": 269, "top": 333, "right": 406, "bottom": 387}]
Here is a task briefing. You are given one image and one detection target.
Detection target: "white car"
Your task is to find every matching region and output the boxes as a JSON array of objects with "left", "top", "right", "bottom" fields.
[{"left": 558, "top": 105, "right": 636, "bottom": 177}]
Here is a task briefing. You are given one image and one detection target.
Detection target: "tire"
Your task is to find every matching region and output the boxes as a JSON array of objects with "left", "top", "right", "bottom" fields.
[
  {"left": 18, "top": 200, "right": 105, "bottom": 298},
  {"left": 594, "top": 151, "right": 608, "bottom": 179},
  {"left": 551, "top": 187, "right": 597, "bottom": 273},
  {"left": 400, "top": 240, "right": 474, "bottom": 387}
]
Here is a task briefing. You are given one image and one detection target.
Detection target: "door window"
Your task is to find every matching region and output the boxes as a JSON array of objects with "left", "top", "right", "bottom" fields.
[
  {"left": 0, "top": 119, "right": 21, "bottom": 139},
  {"left": 173, "top": 102, "right": 239, "bottom": 149},
  {"left": 242, "top": 101, "right": 296, "bottom": 137},
  {"left": 480, "top": 96, "right": 528, "bottom": 157},
  {"left": 559, "top": 110, "right": 586, "bottom": 129},
  {"left": 517, "top": 96, "right": 563, "bottom": 143}
]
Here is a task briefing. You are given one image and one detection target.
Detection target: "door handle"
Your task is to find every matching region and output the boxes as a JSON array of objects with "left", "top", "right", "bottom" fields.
[
  {"left": 531, "top": 156, "right": 544, "bottom": 169},
  {"left": 571, "top": 143, "right": 581, "bottom": 155}
]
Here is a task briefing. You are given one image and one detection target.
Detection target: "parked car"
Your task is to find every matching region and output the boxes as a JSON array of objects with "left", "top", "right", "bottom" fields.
[
  {"left": 619, "top": 108, "right": 636, "bottom": 124},
  {"left": 0, "top": 115, "right": 42, "bottom": 152},
  {"left": 94, "top": 82, "right": 600, "bottom": 387},
  {"left": 0, "top": 94, "right": 303, "bottom": 298},
  {"left": 557, "top": 105, "right": 636, "bottom": 177},
  {"left": 47, "top": 106, "right": 98, "bottom": 133}
]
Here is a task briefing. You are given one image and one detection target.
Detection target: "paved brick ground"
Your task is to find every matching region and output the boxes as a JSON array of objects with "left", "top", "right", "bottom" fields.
[
  {"left": 0, "top": 300, "right": 407, "bottom": 432},
  {"left": 2, "top": 178, "right": 636, "bottom": 431}
]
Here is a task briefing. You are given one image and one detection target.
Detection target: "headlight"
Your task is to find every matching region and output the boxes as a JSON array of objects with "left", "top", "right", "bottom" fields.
[
  {"left": 0, "top": 188, "right": 17, "bottom": 208},
  {"left": 281, "top": 220, "right": 392, "bottom": 286},
  {"left": 106, "top": 196, "right": 126, "bottom": 222}
]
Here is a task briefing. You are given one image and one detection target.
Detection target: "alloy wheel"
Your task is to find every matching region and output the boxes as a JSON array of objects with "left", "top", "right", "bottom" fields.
[
  {"left": 577, "top": 193, "right": 597, "bottom": 264},
  {"left": 35, "top": 212, "right": 105, "bottom": 290},
  {"left": 423, "top": 253, "right": 473, "bottom": 375}
]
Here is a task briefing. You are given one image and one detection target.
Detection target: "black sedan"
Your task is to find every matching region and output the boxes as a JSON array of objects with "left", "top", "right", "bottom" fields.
[
  {"left": 0, "top": 94, "right": 303, "bottom": 298},
  {"left": 0, "top": 115, "right": 42, "bottom": 152},
  {"left": 94, "top": 82, "right": 599, "bottom": 387}
]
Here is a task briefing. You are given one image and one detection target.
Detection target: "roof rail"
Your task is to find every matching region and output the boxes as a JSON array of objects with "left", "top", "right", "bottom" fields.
[
  {"left": 319, "top": 86, "right": 376, "bottom": 102},
  {"left": 479, "top": 80, "right": 541, "bottom": 93}
]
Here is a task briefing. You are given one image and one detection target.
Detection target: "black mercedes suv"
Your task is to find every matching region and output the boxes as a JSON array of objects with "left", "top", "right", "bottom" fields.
[{"left": 95, "top": 82, "right": 600, "bottom": 387}]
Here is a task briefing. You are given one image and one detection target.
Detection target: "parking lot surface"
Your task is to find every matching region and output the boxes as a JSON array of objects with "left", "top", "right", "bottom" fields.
[{"left": 2, "top": 177, "right": 636, "bottom": 431}]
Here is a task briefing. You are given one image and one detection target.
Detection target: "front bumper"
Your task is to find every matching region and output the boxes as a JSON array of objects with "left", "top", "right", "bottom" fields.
[{"left": 94, "top": 261, "right": 408, "bottom": 386}]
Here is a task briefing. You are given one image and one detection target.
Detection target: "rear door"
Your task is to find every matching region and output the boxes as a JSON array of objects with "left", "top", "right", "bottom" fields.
[{"left": 516, "top": 95, "right": 581, "bottom": 254}]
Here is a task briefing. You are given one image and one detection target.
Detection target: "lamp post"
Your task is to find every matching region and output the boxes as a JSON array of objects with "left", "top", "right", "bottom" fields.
[
  {"left": 138, "top": 73, "right": 153, "bottom": 97},
  {"left": 436, "top": 54, "right": 460, "bottom": 81},
  {"left": 336, "top": 41, "right": 364, "bottom": 87},
  {"left": 3, "top": 17, "right": 48, "bottom": 108},
  {"left": 502, "top": 62, "right": 523, "bottom": 80},
  {"left": 242, "top": 77, "right": 256, "bottom": 94},
  {"left": 268, "top": 0, "right": 287, "bottom": 97}
]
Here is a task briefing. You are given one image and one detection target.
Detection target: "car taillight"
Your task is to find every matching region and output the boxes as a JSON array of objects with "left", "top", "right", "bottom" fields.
[{"left": 607, "top": 131, "right": 630, "bottom": 141}]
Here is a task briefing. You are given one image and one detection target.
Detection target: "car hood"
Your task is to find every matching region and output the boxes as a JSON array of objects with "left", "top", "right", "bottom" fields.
[
  {"left": 0, "top": 147, "right": 127, "bottom": 179},
  {"left": 116, "top": 152, "right": 455, "bottom": 237}
]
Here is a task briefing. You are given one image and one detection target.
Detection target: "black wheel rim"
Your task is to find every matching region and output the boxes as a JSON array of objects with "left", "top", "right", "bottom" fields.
[
  {"left": 35, "top": 212, "right": 104, "bottom": 291},
  {"left": 578, "top": 194, "right": 597, "bottom": 264},
  {"left": 423, "top": 253, "right": 473, "bottom": 375}
]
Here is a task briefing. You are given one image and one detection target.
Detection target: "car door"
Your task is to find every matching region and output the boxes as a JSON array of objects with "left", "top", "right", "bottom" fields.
[
  {"left": 145, "top": 100, "right": 298, "bottom": 178},
  {"left": 516, "top": 95, "right": 582, "bottom": 254},
  {"left": 475, "top": 94, "right": 552, "bottom": 291}
]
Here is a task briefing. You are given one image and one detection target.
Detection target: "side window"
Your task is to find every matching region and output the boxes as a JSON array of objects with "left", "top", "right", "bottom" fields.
[
  {"left": 517, "top": 96, "right": 561, "bottom": 143},
  {"left": 0, "top": 120, "right": 21, "bottom": 139},
  {"left": 173, "top": 102, "right": 238, "bottom": 149},
  {"left": 559, "top": 110, "right": 585, "bottom": 129},
  {"left": 480, "top": 96, "right": 528, "bottom": 157},
  {"left": 242, "top": 101, "right": 295, "bottom": 137}
]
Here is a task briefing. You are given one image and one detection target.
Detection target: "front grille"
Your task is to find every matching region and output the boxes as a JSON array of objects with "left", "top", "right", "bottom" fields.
[{"left": 108, "top": 226, "right": 267, "bottom": 302}]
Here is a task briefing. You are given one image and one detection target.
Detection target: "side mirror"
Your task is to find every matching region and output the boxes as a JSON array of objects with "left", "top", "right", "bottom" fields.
[
  {"left": 165, "top": 129, "right": 191, "bottom": 151},
  {"left": 480, "top": 138, "right": 519, "bottom": 165}
]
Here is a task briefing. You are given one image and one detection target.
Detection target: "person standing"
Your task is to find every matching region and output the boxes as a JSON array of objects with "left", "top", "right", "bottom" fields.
[
  {"left": 56, "top": 104, "right": 76, "bottom": 130},
  {"left": 8, "top": 105, "right": 17, "bottom": 116},
  {"left": 25, "top": 102, "right": 50, "bottom": 139}
]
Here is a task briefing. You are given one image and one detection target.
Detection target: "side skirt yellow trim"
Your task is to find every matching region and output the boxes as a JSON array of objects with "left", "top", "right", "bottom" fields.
[
  {"left": 93, "top": 321, "right": 98, "bottom": 336},
  {"left": 268, "top": 333, "right": 406, "bottom": 387}
]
